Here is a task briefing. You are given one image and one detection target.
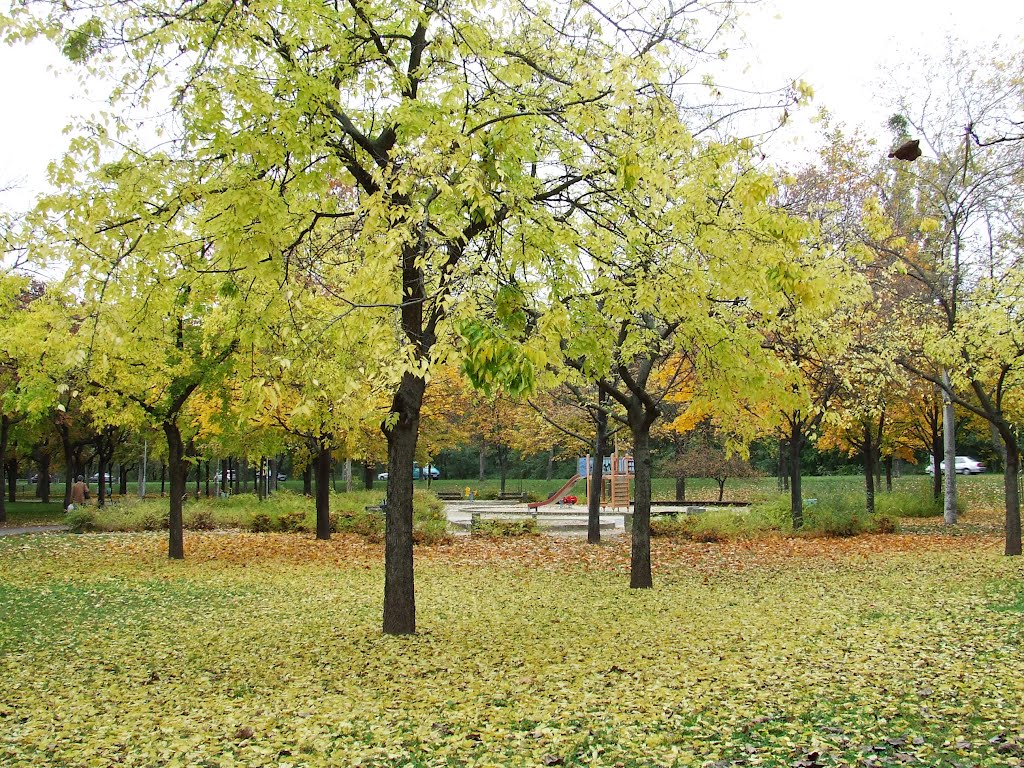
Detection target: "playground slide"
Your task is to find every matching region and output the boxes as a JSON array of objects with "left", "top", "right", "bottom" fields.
[{"left": 527, "top": 474, "right": 583, "bottom": 510}]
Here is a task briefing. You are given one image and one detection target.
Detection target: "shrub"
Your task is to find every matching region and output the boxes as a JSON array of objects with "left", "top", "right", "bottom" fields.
[
  {"left": 472, "top": 518, "right": 538, "bottom": 537},
  {"left": 276, "top": 510, "right": 308, "bottom": 533},
  {"left": 186, "top": 509, "right": 216, "bottom": 531},
  {"left": 64, "top": 507, "right": 96, "bottom": 533},
  {"left": 249, "top": 512, "right": 274, "bottom": 533},
  {"left": 871, "top": 514, "right": 900, "bottom": 534},
  {"left": 413, "top": 519, "right": 453, "bottom": 545}
]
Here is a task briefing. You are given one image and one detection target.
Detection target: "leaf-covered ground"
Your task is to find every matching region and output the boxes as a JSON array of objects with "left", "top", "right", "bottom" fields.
[{"left": 1, "top": 530, "right": 1023, "bottom": 767}]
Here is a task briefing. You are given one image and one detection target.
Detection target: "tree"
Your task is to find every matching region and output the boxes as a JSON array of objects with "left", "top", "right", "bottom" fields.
[{"left": 871, "top": 43, "right": 1024, "bottom": 554}]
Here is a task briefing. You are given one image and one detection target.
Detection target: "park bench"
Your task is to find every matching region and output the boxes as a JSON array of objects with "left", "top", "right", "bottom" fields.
[
  {"left": 496, "top": 492, "right": 528, "bottom": 502},
  {"left": 435, "top": 491, "right": 463, "bottom": 501}
]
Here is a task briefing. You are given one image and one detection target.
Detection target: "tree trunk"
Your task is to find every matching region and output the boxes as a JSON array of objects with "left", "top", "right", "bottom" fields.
[
  {"left": 345, "top": 458, "right": 353, "bottom": 493},
  {"left": 941, "top": 369, "right": 957, "bottom": 525},
  {"left": 36, "top": 449, "right": 52, "bottom": 504},
  {"left": 884, "top": 456, "right": 893, "bottom": 493},
  {"left": 778, "top": 439, "right": 789, "bottom": 492},
  {"left": 160, "top": 461, "right": 166, "bottom": 496},
  {"left": 60, "top": 425, "right": 74, "bottom": 509},
  {"left": 629, "top": 416, "right": 654, "bottom": 589},
  {"left": 0, "top": 415, "right": 8, "bottom": 523},
  {"left": 546, "top": 448, "right": 555, "bottom": 481},
  {"left": 257, "top": 457, "right": 265, "bottom": 501},
  {"left": 1000, "top": 427, "right": 1022, "bottom": 556},
  {"left": 675, "top": 476, "right": 685, "bottom": 502},
  {"left": 119, "top": 465, "right": 128, "bottom": 495},
  {"left": 6, "top": 458, "right": 16, "bottom": 504},
  {"left": 478, "top": 441, "right": 486, "bottom": 482},
  {"left": 97, "top": 457, "right": 107, "bottom": 508},
  {"left": 863, "top": 422, "right": 875, "bottom": 515},
  {"left": 363, "top": 462, "right": 374, "bottom": 490},
  {"left": 931, "top": 419, "right": 942, "bottom": 501},
  {"left": 204, "top": 460, "right": 211, "bottom": 498},
  {"left": 163, "top": 421, "right": 187, "bottom": 560},
  {"left": 303, "top": 464, "right": 313, "bottom": 496},
  {"left": 382, "top": 373, "right": 426, "bottom": 635},
  {"left": 789, "top": 422, "right": 804, "bottom": 530},
  {"left": 315, "top": 442, "right": 332, "bottom": 541},
  {"left": 498, "top": 447, "right": 508, "bottom": 495},
  {"left": 588, "top": 387, "right": 607, "bottom": 545}
]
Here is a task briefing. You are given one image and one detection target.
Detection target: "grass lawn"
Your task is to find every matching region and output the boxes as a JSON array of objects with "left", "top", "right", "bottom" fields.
[
  {"left": 0, "top": 501, "right": 67, "bottom": 526},
  {"left": 2, "top": 523, "right": 1023, "bottom": 767}
]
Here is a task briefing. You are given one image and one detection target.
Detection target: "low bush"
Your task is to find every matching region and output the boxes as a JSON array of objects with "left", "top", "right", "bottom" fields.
[
  {"left": 472, "top": 518, "right": 538, "bottom": 537},
  {"left": 64, "top": 508, "right": 96, "bottom": 533},
  {"left": 249, "top": 512, "right": 274, "bottom": 533},
  {"left": 186, "top": 508, "right": 216, "bottom": 531},
  {"left": 276, "top": 510, "right": 308, "bottom": 533}
]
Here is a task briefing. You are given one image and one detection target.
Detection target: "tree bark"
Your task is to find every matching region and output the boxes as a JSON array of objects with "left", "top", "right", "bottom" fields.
[
  {"left": 382, "top": 372, "right": 426, "bottom": 635},
  {"left": 884, "top": 456, "right": 893, "bottom": 493},
  {"left": 163, "top": 421, "right": 187, "bottom": 560},
  {"left": 0, "top": 415, "right": 9, "bottom": 523},
  {"left": 60, "top": 423, "right": 74, "bottom": 510},
  {"left": 789, "top": 421, "right": 804, "bottom": 530},
  {"left": 36, "top": 447, "right": 52, "bottom": 504},
  {"left": 863, "top": 421, "right": 875, "bottom": 515},
  {"left": 629, "top": 415, "right": 654, "bottom": 589},
  {"left": 931, "top": 416, "right": 942, "bottom": 501},
  {"left": 588, "top": 386, "right": 607, "bottom": 545},
  {"left": 546, "top": 448, "right": 555, "bottom": 481},
  {"left": 675, "top": 476, "right": 685, "bottom": 502},
  {"left": 6, "top": 458, "right": 16, "bottom": 504},
  {"left": 315, "top": 441, "right": 332, "bottom": 541},
  {"left": 363, "top": 462, "right": 374, "bottom": 490},
  {"left": 779, "top": 438, "right": 789, "bottom": 492},
  {"left": 1001, "top": 436, "right": 1022, "bottom": 556},
  {"left": 478, "top": 440, "right": 486, "bottom": 482}
]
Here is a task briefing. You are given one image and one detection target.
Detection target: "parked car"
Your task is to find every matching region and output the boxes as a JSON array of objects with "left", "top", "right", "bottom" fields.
[
  {"left": 213, "top": 470, "right": 236, "bottom": 482},
  {"left": 377, "top": 464, "right": 440, "bottom": 481},
  {"left": 89, "top": 472, "right": 115, "bottom": 483},
  {"left": 925, "top": 456, "right": 986, "bottom": 475}
]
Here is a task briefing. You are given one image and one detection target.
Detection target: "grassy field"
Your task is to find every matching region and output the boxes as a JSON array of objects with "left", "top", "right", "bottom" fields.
[{"left": 1, "top": 527, "right": 1022, "bottom": 767}]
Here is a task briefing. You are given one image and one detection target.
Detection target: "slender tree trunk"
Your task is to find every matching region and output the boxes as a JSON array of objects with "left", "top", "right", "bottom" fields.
[
  {"left": 163, "top": 421, "right": 187, "bottom": 560},
  {"left": 941, "top": 369, "right": 957, "bottom": 525},
  {"left": 6, "top": 458, "right": 16, "bottom": 504},
  {"left": 204, "top": 460, "right": 211, "bottom": 498},
  {"left": 303, "top": 464, "right": 313, "bottom": 496},
  {"left": 999, "top": 427, "right": 1022, "bottom": 556},
  {"left": 546, "top": 448, "right": 555, "bottom": 481},
  {"left": 345, "top": 458, "right": 353, "bottom": 493},
  {"left": 588, "top": 387, "right": 607, "bottom": 545},
  {"left": 315, "top": 441, "right": 332, "bottom": 541},
  {"left": 61, "top": 425, "right": 74, "bottom": 509},
  {"left": 36, "top": 449, "right": 51, "bottom": 504},
  {"left": 0, "top": 415, "right": 8, "bottom": 523},
  {"left": 160, "top": 461, "right": 166, "bottom": 497},
  {"left": 382, "top": 373, "right": 426, "bottom": 635},
  {"left": 931, "top": 417, "right": 942, "bottom": 501},
  {"left": 97, "top": 457, "right": 107, "bottom": 508},
  {"left": 257, "top": 457, "right": 265, "bottom": 501},
  {"left": 363, "top": 462, "right": 374, "bottom": 490},
  {"left": 478, "top": 441, "right": 486, "bottom": 482},
  {"left": 717, "top": 478, "right": 726, "bottom": 502},
  {"left": 118, "top": 465, "right": 128, "bottom": 495},
  {"left": 498, "top": 447, "right": 508, "bottom": 494},
  {"left": 675, "top": 476, "right": 685, "bottom": 502},
  {"left": 789, "top": 421, "right": 803, "bottom": 530},
  {"left": 884, "top": 456, "right": 893, "bottom": 493},
  {"left": 863, "top": 422, "right": 875, "bottom": 515},
  {"left": 629, "top": 416, "right": 654, "bottom": 589},
  {"left": 778, "top": 439, "right": 789, "bottom": 492}
]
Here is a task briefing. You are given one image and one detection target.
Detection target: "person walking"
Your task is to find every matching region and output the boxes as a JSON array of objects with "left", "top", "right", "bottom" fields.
[{"left": 68, "top": 475, "right": 90, "bottom": 511}]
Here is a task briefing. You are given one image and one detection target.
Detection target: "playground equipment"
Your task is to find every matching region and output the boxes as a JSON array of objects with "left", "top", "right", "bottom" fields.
[{"left": 527, "top": 454, "right": 634, "bottom": 511}]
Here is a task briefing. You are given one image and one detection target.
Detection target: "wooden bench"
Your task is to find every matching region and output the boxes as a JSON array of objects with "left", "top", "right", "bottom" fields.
[
  {"left": 435, "top": 492, "right": 464, "bottom": 501},
  {"left": 497, "top": 492, "right": 528, "bottom": 502}
]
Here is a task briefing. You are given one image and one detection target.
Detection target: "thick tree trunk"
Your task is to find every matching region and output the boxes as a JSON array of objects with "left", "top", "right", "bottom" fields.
[
  {"left": 363, "top": 462, "right": 374, "bottom": 491},
  {"left": 315, "top": 442, "right": 332, "bottom": 541},
  {"left": 588, "top": 388, "right": 607, "bottom": 545},
  {"left": 675, "top": 476, "right": 685, "bottom": 502},
  {"left": 119, "top": 465, "right": 129, "bottom": 496},
  {"left": 789, "top": 422, "right": 803, "bottom": 530},
  {"left": 630, "top": 417, "right": 653, "bottom": 589},
  {"left": 863, "top": 422, "right": 875, "bottom": 515},
  {"left": 382, "top": 373, "right": 426, "bottom": 635},
  {"left": 163, "top": 421, "right": 187, "bottom": 560},
  {"left": 1000, "top": 429, "right": 1022, "bottom": 556},
  {"left": 0, "top": 415, "right": 8, "bottom": 523}
]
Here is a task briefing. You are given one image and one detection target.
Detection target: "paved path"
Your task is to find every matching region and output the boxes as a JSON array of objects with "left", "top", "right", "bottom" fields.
[{"left": 0, "top": 525, "right": 69, "bottom": 537}]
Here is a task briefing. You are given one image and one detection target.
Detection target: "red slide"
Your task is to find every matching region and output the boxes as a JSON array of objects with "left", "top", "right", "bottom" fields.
[{"left": 528, "top": 474, "right": 583, "bottom": 510}]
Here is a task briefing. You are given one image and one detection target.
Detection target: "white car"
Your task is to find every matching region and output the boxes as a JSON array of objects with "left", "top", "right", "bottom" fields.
[{"left": 926, "top": 456, "right": 986, "bottom": 475}]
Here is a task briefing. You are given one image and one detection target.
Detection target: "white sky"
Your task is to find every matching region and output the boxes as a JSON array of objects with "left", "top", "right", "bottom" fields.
[{"left": 0, "top": 0, "right": 1021, "bottom": 210}]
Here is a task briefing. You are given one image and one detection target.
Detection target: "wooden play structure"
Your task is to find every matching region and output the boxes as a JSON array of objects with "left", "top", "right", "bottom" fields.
[{"left": 578, "top": 454, "right": 634, "bottom": 510}]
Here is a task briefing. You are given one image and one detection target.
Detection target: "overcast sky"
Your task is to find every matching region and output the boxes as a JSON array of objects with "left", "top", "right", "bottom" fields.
[{"left": 1, "top": 0, "right": 1021, "bottom": 210}]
